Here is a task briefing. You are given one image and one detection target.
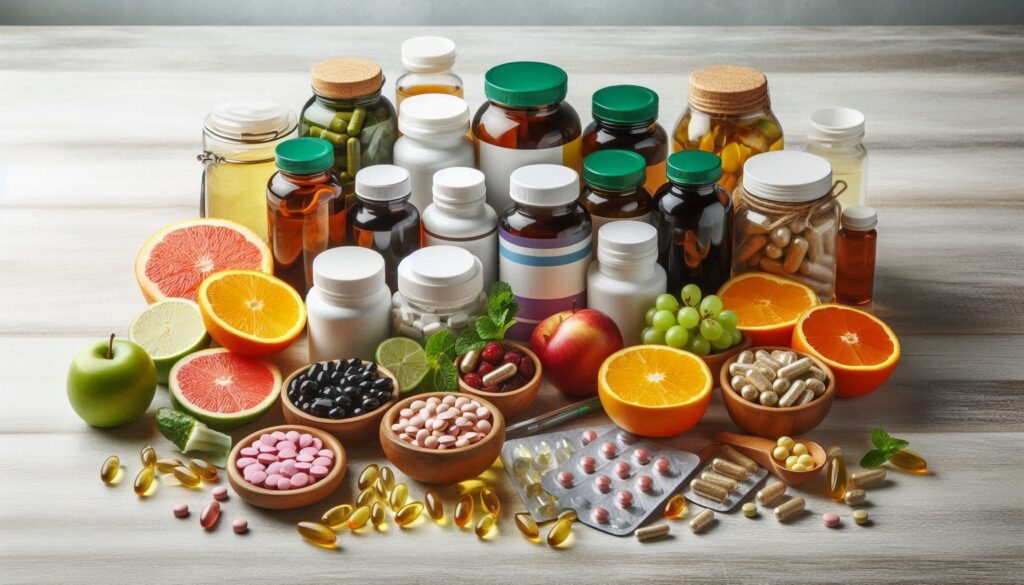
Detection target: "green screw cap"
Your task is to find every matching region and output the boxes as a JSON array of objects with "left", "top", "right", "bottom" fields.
[
  {"left": 484, "top": 62, "right": 568, "bottom": 108},
  {"left": 667, "top": 150, "right": 723, "bottom": 185},
  {"left": 583, "top": 149, "right": 647, "bottom": 191},
  {"left": 592, "top": 85, "right": 659, "bottom": 124},
  {"left": 275, "top": 137, "right": 334, "bottom": 175}
]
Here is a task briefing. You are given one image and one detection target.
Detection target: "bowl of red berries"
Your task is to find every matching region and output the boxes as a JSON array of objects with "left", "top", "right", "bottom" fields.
[{"left": 455, "top": 341, "right": 542, "bottom": 418}]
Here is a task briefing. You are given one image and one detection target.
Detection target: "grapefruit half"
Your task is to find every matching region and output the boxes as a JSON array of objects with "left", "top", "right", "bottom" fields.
[{"left": 169, "top": 348, "right": 281, "bottom": 431}]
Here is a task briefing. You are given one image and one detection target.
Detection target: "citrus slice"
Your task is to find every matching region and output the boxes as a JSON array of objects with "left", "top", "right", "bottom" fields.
[
  {"left": 129, "top": 299, "right": 211, "bottom": 385},
  {"left": 169, "top": 348, "right": 281, "bottom": 431},
  {"left": 135, "top": 218, "right": 272, "bottom": 303},
  {"left": 598, "top": 345, "right": 713, "bottom": 437},
  {"left": 792, "top": 304, "right": 900, "bottom": 398},
  {"left": 197, "top": 270, "right": 306, "bottom": 357},
  {"left": 375, "top": 337, "right": 429, "bottom": 395},
  {"left": 717, "top": 272, "right": 820, "bottom": 346}
]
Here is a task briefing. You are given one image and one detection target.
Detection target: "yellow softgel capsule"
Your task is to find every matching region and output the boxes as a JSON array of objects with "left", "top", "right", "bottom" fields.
[
  {"left": 188, "top": 458, "right": 218, "bottom": 482},
  {"left": 664, "top": 494, "right": 688, "bottom": 519},
  {"left": 140, "top": 446, "right": 157, "bottom": 469},
  {"left": 173, "top": 466, "right": 202, "bottom": 488},
  {"left": 348, "top": 505, "right": 371, "bottom": 530},
  {"left": 546, "top": 518, "right": 573, "bottom": 547},
  {"left": 475, "top": 513, "right": 497, "bottom": 538},
  {"left": 370, "top": 501, "right": 386, "bottom": 527},
  {"left": 296, "top": 521, "right": 337, "bottom": 548},
  {"left": 155, "top": 458, "right": 183, "bottom": 474},
  {"left": 373, "top": 477, "right": 389, "bottom": 499},
  {"left": 827, "top": 455, "right": 848, "bottom": 501},
  {"left": 480, "top": 487, "right": 500, "bottom": 516},
  {"left": 100, "top": 456, "right": 120, "bottom": 484},
  {"left": 456, "top": 478, "right": 487, "bottom": 495},
  {"left": 454, "top": 494, "right": 474, "bottom": 528},
  {"left": 133, "top": 467, "right": 155, "bottom": 496},
  {"left": 357, "top": 464, "right": 379, "bottom": 490},
  {"left": 424, "top": 489, "right": 444, "bottom": 521},
  {"left": 515, "top": 512, "right": 539, "bottom": 540},
  {"left": 389, "top": 483, "right": 409, "bottom": 511},
  {"left": 395, "top": 502, "right": 424, "bottom": 527},
  {"left": 357, "top": 487, "right": 376, "bottom": 508},
  {"left": 557, "top": 509, "right": 577, "bottom": 523},
  {"left": 379, "top": 466, "right": 395, "bottom": 492},
  {"left": 890, "top": 449, "right": 928, "bottom": 473},
  {"left": 321, "top": 504, "right": 354, "bottom": 528}
]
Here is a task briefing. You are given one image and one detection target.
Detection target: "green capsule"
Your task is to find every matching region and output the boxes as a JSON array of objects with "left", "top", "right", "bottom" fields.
[
  {"left": 347, "top": 107, "right": 366, "bottom": 136},
  {"left": 346, "top": 137, "right": 361, "bottom": 175}
]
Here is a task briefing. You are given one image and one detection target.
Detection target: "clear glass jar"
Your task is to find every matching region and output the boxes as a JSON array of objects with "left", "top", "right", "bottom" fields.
[
  {"left": 395, "top": 36, "right": 464, "bottom": 109},
  {"left": 582, "top": 84, "right": 668, "bottom": 195},
  {"left": 580, "top": 149, "right": 652, "bottom": 252},
  {"left": 348, "top": 165, "right": 421, "bottom": 292},
  {"left": 392, "top": 246, "right": 486, "bottom": 343},
  {"left": 806, "top": 107, "right": 868, "bottom": 209},
  {"left": 672, "top": 65, "right": 783, "bottom": 193},
  {"left": 733, "top": 151, "right": 840, "bottom": 300}
]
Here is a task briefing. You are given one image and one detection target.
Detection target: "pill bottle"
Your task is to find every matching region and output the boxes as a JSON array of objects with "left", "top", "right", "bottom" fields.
[
  {"left": 581, "top": 85, "right": 668, "bottom": 195},
  {"left": 393, "top": 94, "right": 475, "bottom": 213},
  {"left": 200, "top": 100, "right": 298, "bottom": 240},
  {"left": 732, "top": 151, "right": 841, "bottom": 300},
  {"left": 422, "top": 167, "right": 498, "bottom": 288},
  {"left": 499, "top": 164, "right": 591, "bottom": 341},
  {"left": 392, "top": 246, "right": 487, "bottom": 343},
  {"left": 301, "top": 58, "right": 398, "bottom": 197},
  {"left": 587, "top": 221, "right": 667, "bottom": 346},
  {"left": 580, "top": 149, "right": 652, "bottom": 253},
  {"left": 307, "top": 246, "right": 392, "bottom": 363},
  {"left": 395, "top": 36, "right": 464, "bottom": 109},
  {"left": 835, "top": 205, "right": 877, "bottom": 306},
  {"left": 806, "top": 107, "right": 868, "bottom": 209},
  {"left": 266, "top": 137, "right": 345, "bottom": 295},
  {"left": 671, "top": 65, "right": 783, "bottom": 192},
  {"left": 348, "top": 165, "right": 421, "bottom": 292},
  {"left": 473, "top": 62, "right": 582, "bottom": 213},
  {"left": 652, "top": 151, "right": 734, "bottom": 294}
]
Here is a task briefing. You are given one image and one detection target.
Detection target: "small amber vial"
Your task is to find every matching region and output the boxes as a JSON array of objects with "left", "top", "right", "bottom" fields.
[
  {"left": 582, "top": 85, "right": 668, "bottom": 195},
  {"left": 835, "top": 205, "right": 877, "bottom": 306},
  {"left": 580, "top": 149, "right": 652, "bottom": 250},
  {"left": 395, "top": 36, "right": 464, "bottom": 109}
]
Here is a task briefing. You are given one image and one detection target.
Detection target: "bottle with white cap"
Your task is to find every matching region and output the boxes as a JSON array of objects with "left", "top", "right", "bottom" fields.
[
  {"left": 349, "top": 165, "right": 421, "bottom": 291},
  {"left": 587, "top": 221, "right": 667, "bottom": 346},
  {"left": 392, "top": 246, "right": 487, "bottom": 343},
  {"left": 806, "top": 107, "right": 868, "bottom": 208},
  {"left": 306, "top": 247, "right": 392, "bottom": 363},
  {"left": 422, "top": 168, "right": 498, "bottom": 288},
  {"left": 393, "top": 94, "right": 475, "bottom": 212},
  {"left": 395, "top": 36, "right": 464, "bottom": 109},
  {"left": 200, "top": 100, "right": 297, "bottom": 238},
  {"left": 835, "top": 205, "right": 877, "bottom": 306},
  {"left": 498, "top": 164, "right": 592, "bottom": 341}
]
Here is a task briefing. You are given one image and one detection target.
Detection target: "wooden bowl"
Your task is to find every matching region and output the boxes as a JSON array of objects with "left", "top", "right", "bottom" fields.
[
  {"left": 281, "top": 360, "right": 399, "bottom": 443},
  {"left": 457, "top": 342, "right": 541, "bottom": 418},
  {"left": 227, "top": 424, "right": 347, "bottom": 509},
  {"left": 702, "top": 333, "right": 753, "bottom": 384},
  {"left": 379, "top": 392, "right": 505, "bottom": 484},
  {"left": 716, "top": 431, "right": 827, "bottom": 486},
  {"left": 720, "top": 346, "right": 835, "bottom": 438}
]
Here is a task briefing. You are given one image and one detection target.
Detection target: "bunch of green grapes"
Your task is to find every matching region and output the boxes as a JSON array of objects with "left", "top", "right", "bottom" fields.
[{"left": 640, "top": 284, "right": 742, "bottom": 356}]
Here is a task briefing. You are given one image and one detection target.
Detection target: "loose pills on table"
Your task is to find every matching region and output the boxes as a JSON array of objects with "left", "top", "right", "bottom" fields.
[
  {"left": 212, "top": 486, "right": 229, "bottom": 501},
  {"left": 614, "top": 461, "right": 630, "bottom": 479},
  {"left": 200, "top": 501, "right": 221, "bottom": 530},
  {"left": 173, "top": 504, "right": 190, "bottom": 518},
  {"left": 844, "top": 489, "right": 866, "bottom": 505},
  {"left": 851, "top": 468, "right": 886, "bottom": 488},
  {"left": 823, "top": 512, "right": 840, "bottom": 528},
  {"left": 664, "top": 494, "right": 687, "bottom": 519},
  {"left": 395, "top": 502, "right": 424, "bottom": 527},
  {"left": 370, "top": 501, "right": 386, "bottom": 526},
  {"left": 100, "top": 456, "right": 120, "bottom": 484},
  {"left": 425, "top": 490, "right": 444, "bottom": 521},
  {"left": 233, "top": 518, "right": 249, "bottom": 534},
  {"left": 348, "top": 505, "right": 371, "bottom": 530},
  {"left": 297, "top": 521, "right": 337, "bottom": 547},
  {"left": 454, "top": 494, "right": 474, "bottom": 527},
  {"left": 358, "top": 464, "right": 379, "bottom": 490},
  {"left": 155, "top": 458, "right": 183, "bottom": 474},
  {"left": 635, "top": 523, "right": 670, "bottom": 542},
  {"left": 853, "top": 509, "right": 870, "bottom": 525},
  {"left": 475, "top": 513, "right": 497, "bottom": 538},
  {"left": 516, "top": 512, "right": 540, "bottom": 538},
  {"left": 134, "top": 467, "right": 155, "bottom": 497},
  {"left": 774, "top": 497, "right": 805, "bottom": 522},
  {"left": 690, "top": 509, "right": 715, "bottom": 533},
  {"left": 390, "top": 482, "right": 409, "bottom": 511},
  {"left": 140, "top": 446, "right": 157, "bottom": 469},
  {"left": 827, "top": 455, "right": 848, "bottom": 501},
  {"left": 356, "top": 487, "right": 375, "bottom": 508},
  {"left": 592, "top": 506, "right": 610, "bottom": 524},
  {"left": 322, "top": 504, "right": 354, "bottom": 528},
  {"left": 757, "top": 480, "right": 787, "bottom": 506},
  {"left": 189, "top": 458, "right": 219, "bottom": 483},
  {"left": 547, "top": 518, "right": 573, "bottom": 547},
  {"left": 742, "top": 502, "right": 758, "bottom": 517}
]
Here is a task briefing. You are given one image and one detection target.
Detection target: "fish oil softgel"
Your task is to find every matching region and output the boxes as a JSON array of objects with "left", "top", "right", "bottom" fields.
[{"left": 683, "top": 445, "right": 768, "bottom": 512}]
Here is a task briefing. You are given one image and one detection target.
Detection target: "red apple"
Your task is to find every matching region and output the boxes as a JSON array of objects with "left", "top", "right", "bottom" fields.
[{"left": 530, "top": 308, "right": 624, "bottom": 397}]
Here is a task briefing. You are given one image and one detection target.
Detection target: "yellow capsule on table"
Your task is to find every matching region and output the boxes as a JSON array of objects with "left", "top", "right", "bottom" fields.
[
  {"left": 827, "top": 455, "right": 848, "bottom": 501},
  {"left": 357, "top": 464, "right": 379, "bottom": 490},
  {"left": 395, "top": 502, "right": 424, "bottom": 527},
  {"left": 664, "top": 494, "right": 688, "bottom": 520},
  {"left": 389, "top": 483, "right": 408, "bottom": 511},
  {"left": 133, "top": 467, "right": 155, "bottom": 496},
  {"left": 189, "top": 458, "right": 218, "bottom": 483},
  {"left": 172, "top": 466, "right": 202, "bottom": 488},
  {"left": 454, "top": 494, "right": 474, "bottom": 528},
  {"left": 373, "top": 477, "right": 389, "bottom": 499},
  {"left": 357, "top": 487, "right": 376, "bottom": 508},
  {"left": 296, "top": 521, "right": 337, "bottom": 548},
  {"left": 546, "top": 518, "right": 573, "bottom": 547},
  {"left": 514, "top": 512, "right": 540, "bottom": 540},
  {"left": 348, "top": 505, "right": 371, "bottom": 530},
  {"left": 140, "top": 446, "right": 157, "bottom": 469},
  {"left": 155, "top": 458, "right": 184, "bottom": 474},
  {"left": 370, "top": 501, "right": 386, "bottom": 527},
  {"left": 379, "top": 466, "right": 395, "bottom": 492},
  {"left": 480, "top": 486, "right": 500, "bottom": 516},
  {"left": 424, "top": 489, "right": 444, "bottom": 521},
  {"left": 100, "top": 455, "right": 120, "bottom": 484},
  {"left": 557, "top": 509, "right": 577, "bottom": 523},
  {"left": 890, "top": 449, "right": 928, "bottom": 473},
  {"left": 456, "top": 478, "right": 487, "bottom": 496},
  {"left": 475, "top": 513, "right": 497, "bottom": 539},
  {"left": 321, "top": 504, "right": 354, "bottom": 528}
]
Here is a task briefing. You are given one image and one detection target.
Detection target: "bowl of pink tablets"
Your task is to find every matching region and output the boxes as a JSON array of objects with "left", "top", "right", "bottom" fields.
[{"left": 226, "top": 425, "right": 347, "bottom": 510}]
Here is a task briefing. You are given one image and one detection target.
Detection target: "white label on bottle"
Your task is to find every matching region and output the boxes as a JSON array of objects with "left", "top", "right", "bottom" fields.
[{"left": 478, "top": 141, "right": 566, "bottom": 214}]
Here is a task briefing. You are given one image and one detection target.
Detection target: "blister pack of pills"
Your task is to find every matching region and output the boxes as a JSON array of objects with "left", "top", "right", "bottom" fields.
[{"left": 682, "top": 444, "right": 768, "bottom": 512}]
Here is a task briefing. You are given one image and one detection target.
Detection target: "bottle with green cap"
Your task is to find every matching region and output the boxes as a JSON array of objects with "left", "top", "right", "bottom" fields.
[
  {"left": 473, "top": 61, "right": 582, "bottom": 213},
  {"left": 652, "top": 150, "right": 734, "bottom": 293},
  {"left": 267, "top": 137, "right": 345, "bottom": 295},
  {"left": 582, "top": 85, "right": 669, "bottom": 195},
  {"left": 580, "top": 149, "right": 653, "bottom": 252}
]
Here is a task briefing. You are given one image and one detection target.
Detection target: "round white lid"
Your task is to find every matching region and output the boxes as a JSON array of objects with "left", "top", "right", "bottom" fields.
[
  {"left": 397, "top": 246, "right": 483, "bottom": 306},
  {"left": 742, "top": 151, "right": 833, "bottom": 203},
  {"left": 398, "top": 94, "right": 470, "bottom": 138},
  {"left": 401, "top": 36, "right": 457, "bottom": 73},
  {"left": 356, "top": 165, "right": 412, "bottom": 202},
  {"left": 204, "top": 100, "right": 296, "bottom": 142},
  {"left": 509, "top": 164, "right": 580, "bottom": 207},
  {"left": 598, "top": 221, "right": 658, "bottom": 267},
  {"left": 808, "top": 107, "right": 865, "bottom": 143},
  {"left": 312, "top": 246, "right": 387, "bottom": 299},
  {"left": 842, "top": 205, "right": 877, "bottom": 230},
  {"left": 433, "top": 167, "right": 486, "bottom": 205}
]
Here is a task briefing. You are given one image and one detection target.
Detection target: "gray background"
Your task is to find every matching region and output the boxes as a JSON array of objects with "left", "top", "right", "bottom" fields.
[{"left": 2, "top": 0, "right": 1023, "bottom": 25}]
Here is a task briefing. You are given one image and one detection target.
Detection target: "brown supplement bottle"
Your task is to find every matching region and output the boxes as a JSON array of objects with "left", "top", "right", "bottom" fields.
[
  {"left": 835, "top": 205, "right": 877, "bottom": 306},
  {"left": 582, "top": 85, "right": 668, "bottom": 195},
  {"left": 347, "top": 165, "right": 421, "bottom": 292},
  {"left": 579, "top": 149, "right": 652, "bottom": 252}
]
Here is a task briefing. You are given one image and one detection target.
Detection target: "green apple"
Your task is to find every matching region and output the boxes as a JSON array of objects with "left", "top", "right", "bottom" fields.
[{"left": 67, "top": 334, "right": 157, "bottom": 427}]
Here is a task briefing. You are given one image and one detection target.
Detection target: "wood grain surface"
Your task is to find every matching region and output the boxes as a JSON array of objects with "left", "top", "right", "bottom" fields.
[{"left": 1, "top": 26, "right": 1022, "bottom": 585}]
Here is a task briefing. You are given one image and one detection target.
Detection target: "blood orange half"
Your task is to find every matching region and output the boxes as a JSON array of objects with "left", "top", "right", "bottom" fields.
[
  {"left": 169, "top": 348, "right": 281, "bottom": 431},
  {"left": 135, "top": 218, "right": 272, "bottom": 303}
]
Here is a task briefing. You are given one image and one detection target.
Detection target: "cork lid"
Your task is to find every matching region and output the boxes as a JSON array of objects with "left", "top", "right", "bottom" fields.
[
  {"left": 688, "top": 65, "right": 770, "bottom": 116},
  {"left": 311, "top": 58, "right": 384, "bottom": 99}
]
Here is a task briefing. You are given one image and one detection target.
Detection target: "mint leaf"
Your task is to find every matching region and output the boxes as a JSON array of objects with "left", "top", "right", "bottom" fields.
[
  {"left": 505, "top": 299, "right": 521, "bottom": 320},
  {"left": 885, "top": 439, "right": 909, "bottom": 454},
  {"left": 488, "top": 305, "right": 509, "bottom": 326},
  {"left": 870, "top": 428, "right": 891, "bottom": 450},
  {"left": 455, "top": 329, "right": 487, "bottom": 355},
  {"left": 488, "top": 281, "right": 513, "bottom": 311},
  {"left": 424, "top": 329, "right": 455, "bottom": 365},
  {"left": 476, "top": 316, "right": 502, "bottom": 340},
  {"left": 860, "top": 449, "right": 889, "bottom": 469},
  {"left": 433, "top": 360, "right": 459, "bottom": 392},
  {"left": 500, "top": 319, "right": 518, "bottom": 338}
]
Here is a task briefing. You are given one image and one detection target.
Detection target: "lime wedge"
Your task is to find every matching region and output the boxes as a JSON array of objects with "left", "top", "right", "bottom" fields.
[
  {"left": 375, "top": 337, "right": 430, "bottom": 395},
  {"left": 129, "top": 299, "right": 211, "bottom": 385}
]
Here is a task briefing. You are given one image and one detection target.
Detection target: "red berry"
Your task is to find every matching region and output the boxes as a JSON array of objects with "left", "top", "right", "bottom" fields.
[
  {"left": 462, "top": 373, "right": 483, "bottom": 389},
  {"left": 481, "top": 342, "right": 504, "bottom": 364},
  {"left": 482, "top": 385, "right": 499, "bottom": 393},
  {"left": 501, "top": 351, "right": 522, "bottom": 368},
  {"left": 518, "top": 356, "right": 536, "bottom": 379},
  {"left": 477, "top": 362, "right": 495, "bottom": 377}
]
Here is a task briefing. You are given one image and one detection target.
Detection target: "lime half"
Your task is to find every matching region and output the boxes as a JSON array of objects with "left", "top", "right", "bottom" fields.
[
  {"left": 129, "top": 299, "right": 211, "bottom": 385},
  {"left": 375, "top": 337, "right": 430, "bottom": 395}
]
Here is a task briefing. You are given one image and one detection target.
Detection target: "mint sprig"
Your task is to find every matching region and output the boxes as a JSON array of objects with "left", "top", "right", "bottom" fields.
[
  {"left": 424, "top": 329, "right": 459, "bottom": 394},
  {"left": 859, "top": 428, "right": 911, "bottom": 468}
]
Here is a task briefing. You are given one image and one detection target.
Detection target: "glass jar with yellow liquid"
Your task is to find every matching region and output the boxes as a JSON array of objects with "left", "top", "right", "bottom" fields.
[
  {"left": 395, "top": 36, "right": 464, "bottom": 109},
  {"left": 806, "top": 107, "right": 868, "bottom": 209},
  {"left": 199, "top": 101, "right": 298, "bottom": 239}
]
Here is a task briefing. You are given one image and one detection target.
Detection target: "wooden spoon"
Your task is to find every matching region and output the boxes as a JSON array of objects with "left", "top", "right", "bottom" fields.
[{"left": 715, "top": 431, "right": 826, "bottom": 485}]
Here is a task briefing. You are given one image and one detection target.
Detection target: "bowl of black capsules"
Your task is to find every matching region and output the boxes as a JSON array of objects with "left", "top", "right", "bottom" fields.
[{"left": 281, "top": 358, "right": 399, "bottom": 443}]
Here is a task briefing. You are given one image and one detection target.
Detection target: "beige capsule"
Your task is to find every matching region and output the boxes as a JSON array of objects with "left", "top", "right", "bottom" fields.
[
  {"left": 740, "top": 385, "right": 759, "bottom": 402},
  {"left": 756, "top": 481, "right": 786, "bottom": 506},
  {"left": 711, "top": 458, "right": 750, "bottom": 481},
  {"left": 699, "top": 471, "right": 738, "bottom": 492},
  {"left": 772, "top": 377, "right": 791, "bottom": 394},
  {"left": 755, "top": 355, "right": 783, "bottom": 372},
  {"left": 729, "top": 362, "right": 757, "bottom": 377},
  {"left": 778, "top": 385, "right": 807, "bottom": 408},
  {"left": 774, "top": 497, "right": 806, "bottom": 522},
  {"left": 759, "top": 257, "right": 787, "bottom": 275},
  {"left": 635, "top": 523, "right": 671, "bottom": 542},
  {"left": 797, "top": 389, "right": 816, "bottom": 405},
  {"left": 689, "top": 509, "right": 715, "bottom": 533},
  {"left": 736, "top": 350, "right": 755, "bottom": 364},
  {"left": 730, "top": 375, "right": 747, "bottom": 389},
  {"left": 778, "top": 357, "right": 813, "bottom": 380},
  {"left": 800, "top": 259, "right": 834, "bottom": 282},
  {"left": 737, "top": 235, "right": 769, "bottom": 261},
  {"left": 850, "top": 468, "right": 887, "bottom": 488},
  {"left": 745, "top": 368, "right": 773, "bottom": 393},
  {"left": 719, "top": 444, "right": 759, "bottom": 473},
  {"left": 769, "top": 226, "right": 792, "bottom": 248},
  {"left": 691, "top": 479, "right": 729, "bottom": 502},
  {"left": 759, "top": 390, "right": 779, "bottom": 407},
  {"left": 482, "top": 362, "right": 517, "bottom": 386},
  {"left": 844, "top": 489, "right": 866, "bottom": 505},
  {"left": 805, "top": 378, "right": 826, "bottom": 397},
  {"left": 807, "top": 366, "right": 827, "bottom": 382},
  {"left": 459, "top": 349, "right": 481, "bottom": 374},
  {"left": 783, "top": 237, "right": 810, "bottom": 273}
]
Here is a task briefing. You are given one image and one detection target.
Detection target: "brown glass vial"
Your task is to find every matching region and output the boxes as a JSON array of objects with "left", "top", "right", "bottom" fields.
[
  {"left": 582, "top": 85, "right": 668, "bottom": 195},
  {"left": 347, "top": 165, "right": 421, "bottom": 292},
  {"left": 580, "top": 149, "right": 652, "bottom": 252},
  {"left": 835, "top": 205, "right": 877, "bottom": 306}
]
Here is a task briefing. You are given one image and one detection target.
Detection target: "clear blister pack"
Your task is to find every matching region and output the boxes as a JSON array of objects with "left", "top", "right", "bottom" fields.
[{"left": 682, "top": 445, "right": 768, "bottom": 512}]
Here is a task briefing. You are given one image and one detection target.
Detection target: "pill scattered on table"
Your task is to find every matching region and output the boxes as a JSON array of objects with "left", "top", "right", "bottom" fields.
[
  {"left": 853, "top": 509, "right": 870, "bottom": 525},
  {"left": 742, "top": 502, "right": 758, "bottom": 517},
  {"left": 757, "top": 480, "right": 787, "bottom": 506},
  {"left": 823, "top": 512, "right": 840, "bottom": 528},
  {"left": 200, "top": 501, "right": 221, "bottom": 530},
  {"left": 774, "top": 497, "right": 806, "bottom": 522},
  {"left": 690, "top": 508, "right": 715, "bottom": 533},
  {"left": 635, "top": 523, "right": 670, "bottom": 542},
  {"left": 173, "top": 504, "right": 189, "bottom": 519},
  {"left": 233, "top": 518, "right": 248, "bottom": 534},
  {"left": 844, "top": 489, "right": 866, "bottom": 505},
  {"left": 212, "top": 486, "right": 229, "bottom": 501},
  {"left": 850, "top": 468, "right": 886, "bottom": 488}
]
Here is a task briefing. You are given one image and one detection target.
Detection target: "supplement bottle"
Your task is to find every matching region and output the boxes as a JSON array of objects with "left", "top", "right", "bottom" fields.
[
  {"left": 200, "top": 100, "right": 297, "bottom": 239},
  {"left": 266, "top": 137, "right": 345, "bottom": 295},
  {"left": 348, "top": 165, "right": 421, "bottom": 292},
  {"left": 672, "top": 65, "right": 783, "bottom": 192},
  {"left": 499, "top": 165, "right": 591, "bottom": 341},
  {"left": 580, "top": 149, "right": 652, "bottom": 251},
  {"left": 393, "top": 94, "right": 475, "bottom": 212},
  {"left": 806, "top": 107, "right": 868, "bottom": 208},
  {"left": 306, "top": 247, "right": 391, "bottom": 363},
  {"left": 582, "top": 85, "right": 668, "bottom": 195},
  {"left": 301, "top": 58, "right": 398, "bottom": 196},
  {"left": 835, "top": 205, "right": 877, "bottom": 306},
  {"left": 392, "top": 246, "right": 487, "bottom": 343},
  {"left": 587, "top": 221, "right": 667, "bottom": 346},
  {"left": 652, "top": 151, "right": 734, "bottom": 294},
  {"left": 474, "top": 61, "right": 582, "bottom": 213},
  {"left": 422, "top": 167, "right": 498, "bottom": 288},
  {"left": 395, "top": 36, "right": 464, "bottom": 108}
]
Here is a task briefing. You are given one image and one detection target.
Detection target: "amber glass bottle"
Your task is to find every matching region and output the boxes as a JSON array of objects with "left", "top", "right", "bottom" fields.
[
  {"left": 579, "top": 149, "right": 651, "bottom": 252},
  {"left": 347, "top": 165, "right": 421, "bottom": 292},
  {"left": 582, "top": 85, "right": 668, "bottom": 195},
  {"left": 835, "top": 205, "right": 877, "bottom": 306}
]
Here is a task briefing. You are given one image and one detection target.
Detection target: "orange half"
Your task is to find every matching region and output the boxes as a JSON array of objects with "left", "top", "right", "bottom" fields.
[
  {"left": 197, "top": 270, "right": 306, "bottom": 357},
  {"left": 717, "top": 272, "right": 820, "bottom": 346}
]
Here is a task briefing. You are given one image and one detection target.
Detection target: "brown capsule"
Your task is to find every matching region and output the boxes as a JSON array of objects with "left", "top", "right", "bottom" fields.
[
  {"left": 481, "top": 362, "right": 517, "bottom": 386},
  {"left": 459, "top": 349, "right": 481, "bottom": 374}
]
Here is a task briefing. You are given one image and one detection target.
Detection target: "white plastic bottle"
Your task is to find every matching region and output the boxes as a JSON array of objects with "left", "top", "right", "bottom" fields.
[
  {"left": 393, "top": 94, "right": 475, "bottom": 212},
  {"left": 422, "top": 167, "right": 498, "bottom": 289},
  {"left": 306, "top": 246, "right": 392, "bottom": 363},
  {"left": 586, "top": 221, "right": 667, "bottom": 346}
]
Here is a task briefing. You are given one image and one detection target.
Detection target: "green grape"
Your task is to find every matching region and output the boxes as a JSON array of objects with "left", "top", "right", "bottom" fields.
[
  {"left": 688, "top": 336, "right": 711, "bottom": 356},
  {"left": 642, "top": 328, "right": 666, "bottom": 345},
  {"left": 732, "top": 328, "right": 744, "bottom": 346},
  {"left": 681, "top": 284, "right": 702, "bottom": 308},
  {"left": 717, "top": 309, "right": 738, "bottom": 330},
  {"left": 652, "top": 310, "right": 676, "bottom": 332},
  {"left": 710, "top": 331, "right": 734, "bottom": 351},
  {"left": 699, "top": 294, "right": 723, "bottom": 318},
  {"left": 655, "top": 294, "right": 680, "bottom": 313},
  {"left": 641, "top": 326, "right": 654, "bottom": 340},
  {"left": 664, "top": 326, "right": 689, "bottom": 349},
  {"left": 645, "top": 307, "right": 657, "bottom": 326},
  {"left": 700, "top": 318, "right": 724, "bottom": 341},
  {"left": 677, "top": 307, "right": 700, "bottom": 329}
]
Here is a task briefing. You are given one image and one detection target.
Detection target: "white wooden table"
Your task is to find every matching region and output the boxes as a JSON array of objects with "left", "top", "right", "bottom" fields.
[{"left": 1, "top": 26, "right": 1022, "bottom": 585}]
